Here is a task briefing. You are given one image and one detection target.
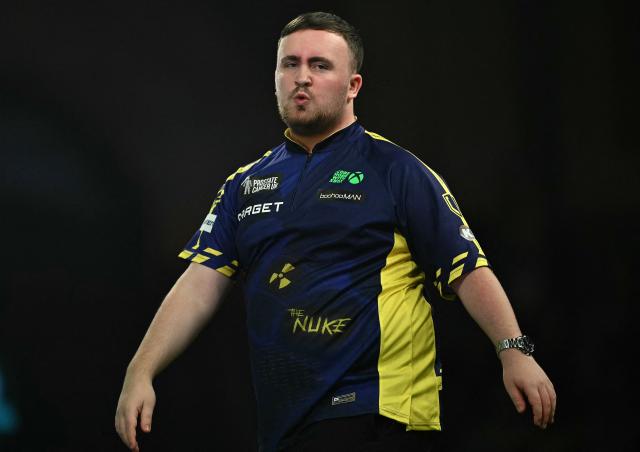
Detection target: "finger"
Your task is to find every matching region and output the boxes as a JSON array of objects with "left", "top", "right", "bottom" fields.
[
  {"left": 141, "top": 398, "right": 156, "bottom": 433},
  {"left": 525, "top": 385, "right": 543, "bottom": 427},
  {"left": 539, "top": 384, "right": 552, "bottom": 428},
  {"left": 126, "top": 413, "right": 139, "bottom": 451},
  {"left": 116, "top": 410, "right": 128, "bottom": 447},
  {"left": 548, "top": 382, "right": 557, "bottom": 424},
  {"left": 505, "top": 381, "right": 527, "bottom": 413}
]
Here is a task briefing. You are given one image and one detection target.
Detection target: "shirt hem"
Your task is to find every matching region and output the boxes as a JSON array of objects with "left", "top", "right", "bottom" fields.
[{"left": 378, "top": 407, "right": 442, "bottom": 431}]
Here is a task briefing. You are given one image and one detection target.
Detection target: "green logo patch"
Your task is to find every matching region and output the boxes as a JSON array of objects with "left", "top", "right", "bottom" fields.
[{"left": 330, "top": 170, "right": 364, "bottom": 184}]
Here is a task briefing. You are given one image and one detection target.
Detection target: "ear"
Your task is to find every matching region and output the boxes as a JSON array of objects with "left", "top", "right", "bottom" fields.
[{"left": 348, "top": 73, "right": 363, "bottom": 100}]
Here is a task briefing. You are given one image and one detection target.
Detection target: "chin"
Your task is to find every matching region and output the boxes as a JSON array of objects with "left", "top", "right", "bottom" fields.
[
  {"left": 291, "top": 118, "right": 336, "bottom": 137},
  {"left": 286, "top": 111, "right": 316, "bottom": 128}
]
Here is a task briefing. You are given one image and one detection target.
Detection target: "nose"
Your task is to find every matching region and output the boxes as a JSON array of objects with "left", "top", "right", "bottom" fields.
[{"left": 294, "top": 65, "right": 312, "bottom": 87}]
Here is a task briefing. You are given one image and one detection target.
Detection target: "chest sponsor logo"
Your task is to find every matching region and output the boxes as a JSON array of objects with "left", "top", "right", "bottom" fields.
[
  {"left": 237, "top": 201, "right": 284, "bottom": 222},
  {"left": 287, "top": 308, "right": 351, "bottom": 336},
  {"left": 318, "top": 189, "right": 364, "bottom": 202},
  {"left": 241, "top": 174, "right": 280, "bottom": 195},
  {"left": 329, "top": 170, "right": 365, "bottom": 185}
]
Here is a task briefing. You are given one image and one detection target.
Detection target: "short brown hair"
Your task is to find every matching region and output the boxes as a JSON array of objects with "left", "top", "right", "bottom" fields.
[{"left": 279, "top": 12, "right": 364, "bottom": 73}]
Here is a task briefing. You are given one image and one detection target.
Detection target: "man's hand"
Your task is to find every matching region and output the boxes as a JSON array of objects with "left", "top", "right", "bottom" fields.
[
  {"left": 500, "top": 349, "right": 556, "bottom": 428},
  {"left": 113, "top": 263, "right": 232, "bottom": 449},
  {"left": 115, "top": 371, "right": 156, "bottom": 451},
  {"left": 452, "top": 267, "right": 557, "bottom": 428}
]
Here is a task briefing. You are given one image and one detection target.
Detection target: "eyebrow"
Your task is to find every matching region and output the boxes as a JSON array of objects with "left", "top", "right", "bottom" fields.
[{"left": 280, "top": 55, "right": 334, "bottom": 67}]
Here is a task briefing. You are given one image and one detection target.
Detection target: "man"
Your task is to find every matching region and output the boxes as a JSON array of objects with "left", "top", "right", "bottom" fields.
[{"left": 115, "top": 12, "right": 556, "bottom": 452}]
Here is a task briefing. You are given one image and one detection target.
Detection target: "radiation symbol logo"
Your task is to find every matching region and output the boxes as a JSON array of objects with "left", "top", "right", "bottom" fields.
[{"left": 269, "top": 263, "right": 295, "bottom": 289}]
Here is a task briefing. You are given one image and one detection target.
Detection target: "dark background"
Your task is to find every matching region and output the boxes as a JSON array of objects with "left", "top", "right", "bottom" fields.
[{"left": 1, "top": 0, "right": 637, "bottom": 451}]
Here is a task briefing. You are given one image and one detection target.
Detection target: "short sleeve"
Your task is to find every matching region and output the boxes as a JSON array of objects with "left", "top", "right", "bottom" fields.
[
  {"left": 390, "top": 153, "right": 489, "bottom": 300},
  {"left": 178, "top": 177, "right": 240, "bottom": 279}
]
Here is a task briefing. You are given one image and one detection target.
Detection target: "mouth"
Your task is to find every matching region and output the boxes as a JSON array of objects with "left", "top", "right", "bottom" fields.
[{"left": 293, "top": 91, "right": 310, "bottom": 105}]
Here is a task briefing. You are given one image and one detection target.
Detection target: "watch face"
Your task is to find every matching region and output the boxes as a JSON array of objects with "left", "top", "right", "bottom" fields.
[{"left": 518, "top": 336, "right": 535, "bottom": 355}]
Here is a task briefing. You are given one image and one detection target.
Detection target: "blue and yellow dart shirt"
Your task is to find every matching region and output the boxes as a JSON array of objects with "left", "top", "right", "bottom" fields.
[{"left": 179, "top": 121, "right": 489, "bottom": 451}]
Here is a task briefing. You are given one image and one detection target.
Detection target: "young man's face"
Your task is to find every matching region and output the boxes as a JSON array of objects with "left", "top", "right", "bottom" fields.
[{"left": 275, "top": 29, "right": 361, "bottom": 137}]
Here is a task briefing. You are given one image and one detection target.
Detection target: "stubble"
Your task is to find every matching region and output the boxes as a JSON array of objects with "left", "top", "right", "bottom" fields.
[{"left": 277, "top": 86, "right": 349, "bottom": 137}]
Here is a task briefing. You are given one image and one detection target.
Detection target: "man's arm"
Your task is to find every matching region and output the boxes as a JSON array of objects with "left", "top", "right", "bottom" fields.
[
  {"left": 115, "top": 263, "right": 233, "bottom": 451},
  {"left": 451, "top": 266, "right": 556, "bottom": 428}
]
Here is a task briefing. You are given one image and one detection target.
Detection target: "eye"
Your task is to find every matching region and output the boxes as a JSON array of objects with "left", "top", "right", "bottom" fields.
[{"left": 313, "top": 62, "right": 329, "bottom": 70}]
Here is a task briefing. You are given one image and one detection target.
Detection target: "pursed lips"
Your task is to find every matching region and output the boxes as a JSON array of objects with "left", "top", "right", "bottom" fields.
[
  {"left": 293, "top": 91, "right": 311, "bottom": 106},
  {"left": 293, "top": 90, "right": 310, "bottom": 100}
]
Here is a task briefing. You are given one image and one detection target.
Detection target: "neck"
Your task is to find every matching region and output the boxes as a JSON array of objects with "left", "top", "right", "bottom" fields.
[{"left": 288, "top": 114, "right": 356, "bottom": 153}]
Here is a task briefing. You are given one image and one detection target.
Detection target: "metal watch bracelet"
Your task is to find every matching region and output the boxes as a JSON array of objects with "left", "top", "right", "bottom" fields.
[{"left": 495, "top": 335, "right": 535, "bottom": 356}]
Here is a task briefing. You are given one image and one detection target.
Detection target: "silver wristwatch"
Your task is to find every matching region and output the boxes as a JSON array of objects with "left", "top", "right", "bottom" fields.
[{"left": 495, "top": 335, "right": 535, "bottom": 356}]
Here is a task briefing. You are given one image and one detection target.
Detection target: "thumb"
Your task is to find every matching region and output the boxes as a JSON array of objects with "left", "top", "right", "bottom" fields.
[{"left": 140, "top": 398, "right": 156, "bottom": 432}]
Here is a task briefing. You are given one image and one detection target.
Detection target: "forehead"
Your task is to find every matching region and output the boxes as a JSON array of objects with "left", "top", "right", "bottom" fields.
[{"left": 277, "top": 29, "right": 350, "bottom": 63}]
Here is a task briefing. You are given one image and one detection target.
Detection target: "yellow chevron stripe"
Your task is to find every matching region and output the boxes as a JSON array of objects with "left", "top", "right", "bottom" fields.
[
  {"left": 476, "top": 257, "right": 489, "bottom": 268},
  {"left": 192, "top": 254, "right": 210, "bottom": 264},
  {"left": 204, "top": 247, "right": 222, "bottom": 256},
  {"left": 435, "top": 281, "right": 456, "bottom": 301},
  {"left": 178, "top": 250, "right": 193, "bottom": 259},
  {"left": 452, "top": 252, "right": 468, "bottom": 266},
  {"left": 448, "top": 263, "right": 465, "bottom": 284},
  {"left": 216, "top": 265, "right": 235, "bottom": 277}
]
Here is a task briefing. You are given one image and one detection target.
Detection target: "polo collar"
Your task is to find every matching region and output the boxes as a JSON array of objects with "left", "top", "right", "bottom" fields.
[{"left": 284, "top": 121, "right": 363, "bottom": 153}]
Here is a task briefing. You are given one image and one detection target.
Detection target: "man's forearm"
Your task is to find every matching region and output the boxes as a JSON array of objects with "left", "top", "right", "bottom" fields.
[
  {"left": 451, "top": 266, "right": 522, "bottom": 346},
  {"left": 452, "top": 266, "right": 556, "bottom": 427},
  {"left": 127, "top": 263, "right": 232, "bottom": 379}
]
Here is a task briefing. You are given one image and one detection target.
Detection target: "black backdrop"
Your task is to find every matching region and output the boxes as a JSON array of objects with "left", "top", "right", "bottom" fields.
[{"left": 1, "top": 1, "right": 637, "bottom": 451}]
